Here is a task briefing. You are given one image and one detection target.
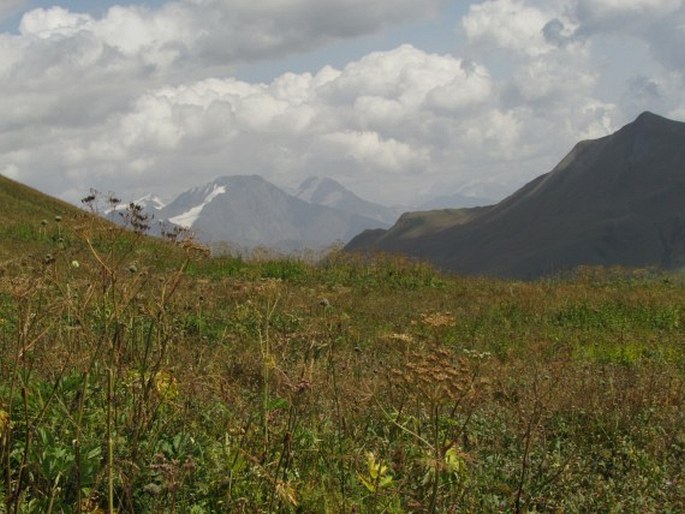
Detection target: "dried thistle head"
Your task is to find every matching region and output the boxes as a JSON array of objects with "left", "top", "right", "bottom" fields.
[
  {"left": 420, "top": 311, "right": 456, "bottom": 328},
  {"left": 181, "top": 238, "right": 211, "bottom": 258},
  {"left": 391, "top": 349, "right": 473, "bottom": 405}
]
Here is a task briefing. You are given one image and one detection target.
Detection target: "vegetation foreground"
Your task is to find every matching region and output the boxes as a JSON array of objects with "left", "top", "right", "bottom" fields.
[{"left": 1, "top": 211, "right": 685, "bottom": 513}]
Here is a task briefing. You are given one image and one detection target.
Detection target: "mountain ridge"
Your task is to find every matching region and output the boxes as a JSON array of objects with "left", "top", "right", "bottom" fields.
[
  {"left": 346, "top": 111, "right": 685, "bottom": 278},
  {"left": 293, "top": 176, "right": 401, "bottom": 225},
  {"left": 155, "top": 175, "right": 390, "bottom": 251}
]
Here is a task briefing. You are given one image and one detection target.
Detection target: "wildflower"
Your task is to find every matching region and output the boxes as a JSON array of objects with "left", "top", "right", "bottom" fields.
[
  {"left": 143, "top": 483, "right": 162, "bottom": 496},
  {"left": 154, "top": 371, "right": 178, "bottom": 401},
  {"left": 276, "top": 480, "right": 299, "bottom": 507},
  {"left": 0, "top": 409, "right": 8, "bottom": 438},
  {"left": 358, "top": 452, "right": 393, "bottom": 492},
  {"left": 71, "top": 260, "right": 80, "bottom": 269},
  {"left": 420, "top": 311, "right": 456, "bottom": 327},
  {"left": 40, "top": 219, "right": 48, "bottom": 226},
  {"left": 54, "top": 215, "right": 62, "bottom": 222},
  {"left": 444, "top": 446, "right": 467, "bottom": 475},
  {"left": 383, "top": 332, "right": 415, "bottom": 344},
  {"left": 128, "top": 264, "right": 138, "bottom": 273}
]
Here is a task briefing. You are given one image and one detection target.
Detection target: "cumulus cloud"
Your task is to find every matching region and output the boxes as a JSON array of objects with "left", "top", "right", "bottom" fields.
[
  {"left": 574, "top": 0, "right": 682, "bottom": 32},
  {"left": 13, "top": 0, "right": 450, "bottom": 73},
  {"left": 462, "top": 0, "right": 577, "bottom": 56},
  {"left": 3, "top": 43, "right": 508, "bottom": 203},
  {"left": 462, "top": 0, "right": 685, "bottom": 75},
  {"left": 569, "top": 0, "right": 685, "bottom": 74},
  {"left": 1, "top": 0, "right": 685, "bottom": 207},
  {"left": 645, "top": 9, "right": 685, "bottom": 71}
]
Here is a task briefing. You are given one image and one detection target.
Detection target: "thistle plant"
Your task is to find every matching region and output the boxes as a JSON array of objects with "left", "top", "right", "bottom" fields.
[{"left": 386, "top": 347, "right": 485, "bottom": 512}]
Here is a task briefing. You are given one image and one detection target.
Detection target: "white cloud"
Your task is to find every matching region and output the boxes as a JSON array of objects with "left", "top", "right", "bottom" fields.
[
  {"left": 0, "top": 36, "right": 523, "bottom": 204},
  {"left": 645, "top": 10, "right": 685, "bottom": 71},
  {"left": 12, "top": 0, "right": 450, "bottom": 73},
  {"left": 19, "top": 7, "right": 91, "bottom": 38},
  {"left": 462, "top": 0, "right": 573, "bottom": 56},
  {"left": 1, "top": 0, "right": 685, "bottom": 207},
  {"left": 1, "top": 163, "right": 20, "bottom": 180},
  {"left": 575, "top": 0, "right": 682, "bottom": 28},
  {"left": 322, "top": 131, "right": 425, "bottom": 171},
  {"left": 571, "top": 0, "right": 685, "bottom": 74}
]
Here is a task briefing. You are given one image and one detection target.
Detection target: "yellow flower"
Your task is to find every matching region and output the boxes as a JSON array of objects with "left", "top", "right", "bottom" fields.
[
  {"left": 445, "top": 446, "right": 467, "bottom": 475},
  {"left": 0, "top": 409, "right": 9, "bottom": 438},
  {"left": 154, "top": 371, "right": 179, "bottom": 401},
  {"left": 358, "top": 452, "right": 393, "bottom": 492},
  {"left": 276, "top": 480, "right": 299, "bottom": 507}
]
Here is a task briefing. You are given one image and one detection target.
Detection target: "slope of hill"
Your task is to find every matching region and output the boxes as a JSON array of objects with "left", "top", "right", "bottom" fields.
[
  {"left": 416, "top": 192, "right": 494, "bottom": 210},
  {"left": 0, "top": 174, "right": 90, "bottom": 260},
  {"left": 158, "top": 175, "right": 389, "bottom": 251},
  {"left": 0, "top": 174, "right": 79, "bottom": 222},
  {"left": 346, "top": 112, "right": 685, "bottom": 278},
  {"left": 0, "top": 174, "right": 186, "bottom": 269}
]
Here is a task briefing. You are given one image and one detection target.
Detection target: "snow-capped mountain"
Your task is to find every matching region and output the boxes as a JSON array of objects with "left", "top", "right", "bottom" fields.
[
  {"left": 105, "top": 193, "right": 166, "bottom": 214},
  {"left": 164, "top": 183, "right": 226, "bottom": 228},
  {"left": 156, "top": 175, "right": 390, "bottom": 251},
  {"left": 134, "top": 194, "right": 166, "bottom": 212},
  {"left": 104, "top": 193, "right": 166, "bottom": 232},
  {"left": 293, "top": 176, "right": 401, "bottom": 225}
]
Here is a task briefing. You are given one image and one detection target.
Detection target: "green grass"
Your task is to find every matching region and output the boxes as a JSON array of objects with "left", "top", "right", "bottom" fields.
[{"left": 1, "top": 179, "right": 685, "bottom": 512}]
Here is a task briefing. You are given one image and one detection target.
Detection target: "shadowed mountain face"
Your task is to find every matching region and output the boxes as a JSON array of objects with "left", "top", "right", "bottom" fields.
[{"left": 346, "top": 112, "right": 685, "bottom": 278}]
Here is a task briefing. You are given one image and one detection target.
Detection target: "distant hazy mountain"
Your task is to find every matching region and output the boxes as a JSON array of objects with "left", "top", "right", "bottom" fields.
[
  {"left": 346, "top": 112, "right": 685, "bottom": 278},
  {"left": 294, "top": 176, "right": 401, "bottom": 225},
  {"left": 157, "top": 175, "right": 389, "bottom": 251}
]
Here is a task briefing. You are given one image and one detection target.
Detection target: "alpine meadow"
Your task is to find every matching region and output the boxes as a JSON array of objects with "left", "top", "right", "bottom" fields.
[{"left": 1, "top": 174, "right": 684, "bottom": 513}]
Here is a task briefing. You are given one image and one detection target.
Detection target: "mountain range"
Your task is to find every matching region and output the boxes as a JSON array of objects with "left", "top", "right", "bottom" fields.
[
  {"left": 128, "top": 175, "right": 394, "bottom": 252},
  {"left": 292, "top": 176, "right": 402, "bottom": 225},
  {"left": 346, "top": 112, "right": 685, "bottom": 278},
  {"left": 108, "top": 173, "right": 495, "bottom": 253}
]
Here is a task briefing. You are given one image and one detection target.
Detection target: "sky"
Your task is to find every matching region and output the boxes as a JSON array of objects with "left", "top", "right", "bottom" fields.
[{"left": 1, "top": 0, "right": 684, "bottom": 207}]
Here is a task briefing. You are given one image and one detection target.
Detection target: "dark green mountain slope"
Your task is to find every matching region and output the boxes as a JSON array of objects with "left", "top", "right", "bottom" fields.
[{"left": 346, "top": 112, "right": 685, "bottom": 278}]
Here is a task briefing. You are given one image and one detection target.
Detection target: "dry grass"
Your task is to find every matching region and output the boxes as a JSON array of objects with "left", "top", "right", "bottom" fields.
[{"left": 0, "top": 205, "right": 684, "bottom": 512}]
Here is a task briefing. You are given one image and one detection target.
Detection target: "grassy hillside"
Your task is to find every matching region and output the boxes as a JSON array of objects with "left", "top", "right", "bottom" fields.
[
  {"left": 0, "top": 175, "right": 85, "bottom": 260},
  {"left": 0, "top": 175, "right": 186, "bottom": 269},
  {"left": 0, "top": 178, "right": 684, "bottom": 512}
]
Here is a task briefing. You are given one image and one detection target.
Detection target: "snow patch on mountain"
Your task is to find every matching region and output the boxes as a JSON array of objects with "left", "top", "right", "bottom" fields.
[
  {"left": 168, "top": 184, "right": 227, "bottom": 228},
  {"left": 136, "top": 194, "right": 167, "bottom": 211},
  {"left": 105, "top": 193, "right": 166, "bottom": 214}
]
